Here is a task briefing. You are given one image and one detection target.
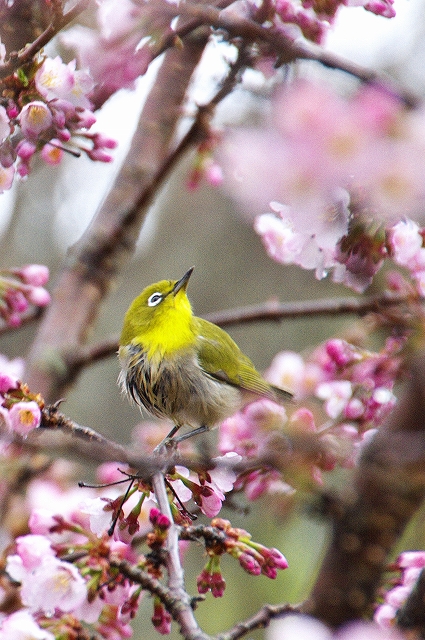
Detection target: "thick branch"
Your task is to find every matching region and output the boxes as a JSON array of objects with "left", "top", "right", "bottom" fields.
[{"left": 305, "top": 354, "right": 425, "bottom": 627}]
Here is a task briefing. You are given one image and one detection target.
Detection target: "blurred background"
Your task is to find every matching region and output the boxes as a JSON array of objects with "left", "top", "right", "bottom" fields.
[{"left": 1, "top": 1, "right": 425, "bottom": 635}]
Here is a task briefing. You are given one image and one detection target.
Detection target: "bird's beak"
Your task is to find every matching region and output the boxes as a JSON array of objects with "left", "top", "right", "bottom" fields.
[{"left": 173, "top": 266, "right": 194, "bottom": 295}]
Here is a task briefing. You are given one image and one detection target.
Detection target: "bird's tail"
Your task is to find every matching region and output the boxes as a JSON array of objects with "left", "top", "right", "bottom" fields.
[{"left": 271, "top": 384, "right": 294, "bottom": 403}]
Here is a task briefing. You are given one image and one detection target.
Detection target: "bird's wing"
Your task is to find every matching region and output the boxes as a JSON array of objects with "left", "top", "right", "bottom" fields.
[{"left": 194, "top": 318, "right": 282, "bottom": 401}]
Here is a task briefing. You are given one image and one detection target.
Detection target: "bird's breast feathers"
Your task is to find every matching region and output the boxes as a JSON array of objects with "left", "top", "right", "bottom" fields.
[{"left": 118, "top": 344, "right": 244, "bottom": 427}]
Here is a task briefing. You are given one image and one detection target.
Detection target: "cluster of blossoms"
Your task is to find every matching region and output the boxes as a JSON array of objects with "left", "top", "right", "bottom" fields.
[
  {"left": 0, "top": 0, "right": 397, "bottom": 190},
  {"left": 0, "top": 53, "right": 116, "bottom": 190},
  {"left": 221, "top": 80, "right": 425, "bottom": 291},
  {"left": 218, "top": 336, "right": 403, "bottom": 499},
  {"left": 61, "top": 0, "right": 155, "bottom": 107},
  {"left": 1, "top": 524, "right": 141, "bottom": 639},
  {"left": 0, "top": 264, "right": 50, "bottom": 327},
  {"left": 374, "top": 551, "right": 425, "bottom": 629},
  {"left": 0, "top": 442, "right": 289, "bottom": 639},
  {"left": 197, "top": 517, "right": 288, "bottom": 598},
  {"left": 271, "top": 0, "right": 395, "bottom": 44}
]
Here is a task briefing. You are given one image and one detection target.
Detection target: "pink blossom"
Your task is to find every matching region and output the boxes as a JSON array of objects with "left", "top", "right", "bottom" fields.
[
  {"left": 209, "top": 452, "right": 241, "bottom": 493},
  {"left": 19, "top": 556, "right": 87, "bottom": 613},
  {"left": 316, "top": 380, "right": 353, "bottom": 419},
  {"left": 35, "top": 56, "right": 75, "bottom": 101},
  {"left": 254, "top": 213, "right": 299, "bottom": 265},
  {"left": 8, "top": 401, "right": 41, "bottom": 435},
  {"left": 198, "top": 485, "right": 224, "bottom": 518},
  {"left": 66, "top": 61, "right": 94, "bottom": 109},
  {"left": 74, "top": 594, "right": 105, "bottom": 624},
  {"left": 16, "top": 534, "right": 55, "bottom": 569},
  {"left": 0, "top": 355, "right": 24, "bottom": 382},
  {"left": 205, "top": 162, "right": 224, "bottom": 186},
  {"left": 19, "top": 102, "right": 53, "bottom": 138},
  {"left": 356, "top": 142, "right": 425, "bottom": 222},
  {"left": 268, "top": 615, "right": 332, "bottom": 640},
  {"left": 97, "top": 462, "right": 127, "bottom": 484},
  {"left": 0, "top": 610, "right": 55, "bottom": 640},
  {"left": 242, "top": 468, "right": 294, "bottom": 501},
  {"left": 373, "top": 602, "right": 397, "bottom": 628},
  {"left": 61, "top": 23, "right": 152, "bottom": 106},
  {"left": 28, "top": 509, "right": 60, "bottom": 536},
  {"left": 0, "top": 373, "right": 19, "bottom": 394},
  {"left": 79, "top": 497, "right": 112, "bottom": 537}
]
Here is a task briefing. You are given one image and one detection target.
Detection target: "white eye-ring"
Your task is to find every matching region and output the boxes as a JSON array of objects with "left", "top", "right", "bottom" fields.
[{"left": 147, "top": 292, "right": 163, "bottom": 307}]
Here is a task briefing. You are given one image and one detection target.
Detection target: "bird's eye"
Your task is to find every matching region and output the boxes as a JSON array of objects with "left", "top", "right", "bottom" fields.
[{"left": 147, "top": 292, "right": 163, "bottom": 307}]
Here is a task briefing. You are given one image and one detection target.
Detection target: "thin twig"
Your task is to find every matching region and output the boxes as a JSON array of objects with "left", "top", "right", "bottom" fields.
[
  {"left": 216, "top": 602, "right": 300, "bottom": 640},
  {"left": 205, "top": 291, "right": 420, "bottom": 326},
  {"left": 152, "top": 471, "right": 210, "bottom": 640},
  {"left": 110, "top": 558, "right": 177, "bottom": 608}
]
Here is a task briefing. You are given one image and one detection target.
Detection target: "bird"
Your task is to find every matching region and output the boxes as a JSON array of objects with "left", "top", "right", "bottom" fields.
[{"left": 118, "top": 267, "right": 293, "bottom": 445}]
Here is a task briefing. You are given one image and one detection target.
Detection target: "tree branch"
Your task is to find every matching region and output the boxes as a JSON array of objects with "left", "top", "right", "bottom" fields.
[{"left": 216, "top": 603, "right": 299, "bottom": 640}]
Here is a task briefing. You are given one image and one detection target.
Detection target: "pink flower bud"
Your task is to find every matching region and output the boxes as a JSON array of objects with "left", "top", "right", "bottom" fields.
[
  {"left": 26, "top": 286, "right": 51, "bottom": 306},
  {"left": 18, "top": 264, "right": 49, "bottom": 287},
  {"left": 149, "top": 507, "right": 170, "bottom": 531},
  {"left": 262, "top": 565, "right": 277, "bottom": 579},
  {"left": 211, "top": 572, "right": 226, "bottom": 597},
  {"left": 197, "top": 568, "right": 212, "bottom": 594},
  {"left": 152, "top": 601, "right": 171, "bottom": 635},
  {"left": 77, "top": 109, "right": 97, "bottom": 129},
  {"left": 267, "top": 548, "right": 289, "bottom": 569},
  {"left": 6, "top": 289, "right": 28, "bottom": 313},
  {"left": 86, "top": 148, "right": 113, "bottom": 162},
  {"left": 238, "top": 551, "right": 262, "bottom": 575},
  {"left": 16, "top": 140, "right": 36, "bottom": 161}
]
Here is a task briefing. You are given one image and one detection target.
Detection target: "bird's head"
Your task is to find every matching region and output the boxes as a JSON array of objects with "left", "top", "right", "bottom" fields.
[{"left": 120, "top": 267, "right": 195, "bottom": 352}]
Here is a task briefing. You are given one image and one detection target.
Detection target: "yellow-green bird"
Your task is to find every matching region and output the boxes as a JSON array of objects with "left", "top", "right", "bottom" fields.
[{"left": 118, "top": 267, "right": 293, "bottom": 443}]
